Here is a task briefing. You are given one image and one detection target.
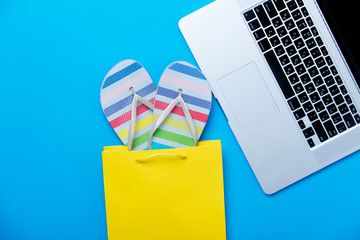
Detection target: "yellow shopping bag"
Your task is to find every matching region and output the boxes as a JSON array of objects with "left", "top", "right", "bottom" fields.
[{"left": 102, "top": 140, "right": 226, "bottom": 240}]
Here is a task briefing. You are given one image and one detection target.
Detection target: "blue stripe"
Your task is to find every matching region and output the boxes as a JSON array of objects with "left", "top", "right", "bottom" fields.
[
  {"left": 169, "top": 63, "right": 206, "bottom": 80},
  {"left": 102, "top": 62, "right": 142, "bottom": 89},
  {"left": 104, "top": 83, "right": 156, "bottom": 117},
  {"left": 157, "top": 87, "right": 211, "bottom": 109}
]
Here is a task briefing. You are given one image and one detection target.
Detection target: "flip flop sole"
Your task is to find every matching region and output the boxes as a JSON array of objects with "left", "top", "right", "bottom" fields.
[
  {"left": 153, "top": 61, "right": 212, "bottom": 148},
  {"left": 100, "top": 60, "right": 156, "bottom": 150}
]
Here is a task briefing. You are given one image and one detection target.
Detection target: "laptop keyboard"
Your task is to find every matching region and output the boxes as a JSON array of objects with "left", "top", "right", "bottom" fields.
[{"left": 243, "top": 0, "right": 360, "bottom": 148}]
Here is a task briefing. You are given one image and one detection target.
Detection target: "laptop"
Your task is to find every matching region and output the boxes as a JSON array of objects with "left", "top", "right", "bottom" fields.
[{"left": 179, "top": 0, "right": 360, "bottom": 194}]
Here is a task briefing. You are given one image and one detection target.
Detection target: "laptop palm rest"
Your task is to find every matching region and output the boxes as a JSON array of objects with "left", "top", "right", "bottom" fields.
[{"left": 217, "top": 62, "right": 280, "bottom": 129}]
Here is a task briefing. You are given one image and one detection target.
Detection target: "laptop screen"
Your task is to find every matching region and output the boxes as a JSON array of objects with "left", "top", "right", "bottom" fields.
[{"left": 316, "top": 0, "right": 360, "bottom": 89}]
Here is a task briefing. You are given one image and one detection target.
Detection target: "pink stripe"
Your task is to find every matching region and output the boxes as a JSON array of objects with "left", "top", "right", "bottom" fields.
[
  {"left": 101, "top": 72, "right": 149, "bottom": 104},
  {"left": 162, "top": 73, "right": 211, "bottom": 96},
  {"left": 109, "top": 98, "right": 155, "bottom": 129},
  {"left": 154, "top": 100, "right": 209, "bottom": 123}
]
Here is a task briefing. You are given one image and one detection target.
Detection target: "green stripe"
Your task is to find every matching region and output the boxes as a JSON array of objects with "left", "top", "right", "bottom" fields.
[
  {"left": 125, "top": 131, "right": 150, "bottom": 149},
  {"left": 153, "top": 129, "right": 195, "bottom": 146}
]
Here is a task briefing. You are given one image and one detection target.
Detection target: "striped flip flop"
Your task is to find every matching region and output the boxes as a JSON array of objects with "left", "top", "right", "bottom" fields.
[
  {"left": 148, "top": 61, "right": 212, "bottom": 149},
  {"left": 100, "top": 60, "right": 156, "bottom": 151}
]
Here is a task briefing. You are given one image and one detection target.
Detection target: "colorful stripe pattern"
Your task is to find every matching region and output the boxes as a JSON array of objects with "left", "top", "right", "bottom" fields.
[
  {"left": 100, "top": 60, "right": 156, "bottom": 151},
  {"left": 153, "top": 61, "right": 212, "bottom": 148}
]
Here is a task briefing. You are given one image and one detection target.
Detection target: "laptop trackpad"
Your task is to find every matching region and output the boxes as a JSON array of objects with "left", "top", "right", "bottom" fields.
[{"left": 218, "top": 62, "right": 279, "bottom": 129}]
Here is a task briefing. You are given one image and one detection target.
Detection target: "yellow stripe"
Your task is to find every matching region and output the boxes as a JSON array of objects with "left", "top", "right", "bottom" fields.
[
  {"left": 154, "top": 114, "right": 203, "bottom": 135},
  {"left": 117, "top": 114, "right": 154, "bottom": 139}
]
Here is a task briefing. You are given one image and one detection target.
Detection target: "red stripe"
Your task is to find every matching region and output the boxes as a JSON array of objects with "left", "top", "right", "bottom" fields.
[
  {"left": 154, "top": 100, "right": 209, "bottom": 123},
  {"left": 109, "top": 98, "right": 154, "bottom": 129}
]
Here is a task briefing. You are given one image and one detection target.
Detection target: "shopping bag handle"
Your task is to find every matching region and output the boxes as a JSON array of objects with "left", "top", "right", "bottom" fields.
[{"left": 136, "top": 153, "right": 187, "bottom": 163}]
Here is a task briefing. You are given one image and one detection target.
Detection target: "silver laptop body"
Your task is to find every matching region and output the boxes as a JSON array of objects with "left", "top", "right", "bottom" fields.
[{"left": 179, "top": 0, "right": 360, "bottom": 194}]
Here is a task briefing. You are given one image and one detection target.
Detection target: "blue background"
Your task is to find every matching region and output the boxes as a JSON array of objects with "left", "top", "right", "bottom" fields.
[{"left": 1, "top": 0, "right": 360, "bottom": 239}]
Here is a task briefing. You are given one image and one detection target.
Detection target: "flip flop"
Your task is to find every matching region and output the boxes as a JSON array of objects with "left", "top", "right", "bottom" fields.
[
  {"left": 100, "top": 60, "right": 156, "bottom": 151},
  {"left": 148, "top": 61, "right": 212, "bottom": 149}
]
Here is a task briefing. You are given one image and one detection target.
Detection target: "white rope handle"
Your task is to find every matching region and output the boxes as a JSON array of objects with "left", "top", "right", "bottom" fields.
[
  {"left": 127, "top": 87, "right": 154, "bottom": 151},
  {"left": 147, "top": 89, "right": 197, "bottom": 150}
]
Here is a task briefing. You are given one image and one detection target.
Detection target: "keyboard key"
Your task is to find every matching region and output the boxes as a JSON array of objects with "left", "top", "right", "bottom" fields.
[
  {"left": 305, "top": 38, "right": 316, "bottom": 49},
  {"left": 289, "top": 29, "right": 300, "bottom": 39},
  {"left": 288, "top": 97, "right": 301, "bottom": 110},
  {"left": 292, "top": 9, "right": 302, "bottom": 20},
  {"left": 319, "top": 110, "right": 329, "bottom": 121},
  {"left": 253, "top": 29, "right": 266, "bottom": 40},
  {"left": 294, "top": 108, "right": 305, "bottom": 119},
  {"left": 329, "top": 85, "right": 340, "bottom": 96},
  {"left": 298, "top": 92, "right": 309, "bottom": 103},
  {"left": 301, "top": 29, "right": 312, "bottom": 39},
  {"left": 313, "top": 120, "right": 329, "bottom": 142},
  {"left": 336, "top": 122, "right": 347, "bottom": 133},
  {"left": 265, "top": 26, "right": 276, "bottom": 37},
  {"left": 275, "top": 45, "right": 285, "bottom": 56},
  {"left": 310, "top": 92, "right": 320, "bottom": 103},
  {"left": 264, "top": 50, "right": 295, "bottom": 99},
  {"left": 293, "top": 82, "right": 304, "bottom": 93},
  {"left": 299, "top": 48, "right": 309, "bottom": 58},
  {"left": 270, "top": 36, "right": 281, "bottom": 46},
  {"left": 315, "top": 57, "right": 326, "bottom": 68},
  {"left": 264, "top": 1, "right": 278, "bottom": 18},
  {"left": 308, "top": 66, "right": 319, "bottom": 77},
  {"left": 287, "top": 0, "right": 298, "bottom": 11},
  {"left": 281, "top": 36, "right": 292, "bottom": 46},
  {"left": 303, "top": 127, "right": 315, "bottom": 138},
  {"left": 258, "top": 38, "right": 271, "bottom": 52},
  {"left": 291, "top": 55, "right": 301, "bottom": 65},
  {"left": 280, "top": 9, "right": 291, "bottom": 20},
  {"left": 327, "top": 103, "right": 337, "bottom": 115},
  {"left": 298, "top": 119, "right": 306, "bottom": 129},
  {"left": 334, "top": 94, "right": 344, "bottom": 105},
  {"left": 326, "top": 56, "right": 333, "bottom": 66},
  {"left": 339, "top": 103, "right": 349, "bottom": 114},
  {"left": 313, "top": 76, "right": 323, "bottom": 86},
  {"left": 311, "top": 27, "right": 318, "bottom": 36},
  {"left": 318, "top": 85, "right": 328, "bottom": 96},
  {"left": 307, "top": 138, "right": 315, "bottom": 147},
  {"left": 279, "top": 55, "right": 290, "bottom": 65},
  {"left": 301, "top": 7, "right": 309, "bottom": 17},
  {"left": 274, "top": 0, "right": 286, "bottom": 11},
  {"left": 310, "top": 48, "right": 321, "bottom": 58},
  {"left": 277, "top": 26, "right": 287, "bottom": 37},
  {"left": 255, "top": 5, "right": 271, "bottom": 27},
  {"left": 354, "top": 114, "right": 360, "bottom": 123},
  {"left": 244, "top": 9, "right": 256, "bottom": 21},
  {"left": 284, "top": 64, "right": 295, "bottom": 74},
  {"left": 316, "top": 37, "right": 323, "bottom": 46},
  {"left": 289, "top": 74, "right": 300, "bottom": 84},
  {"left": 308, "top": 110, "right": 318, "bottom": 121},
  {"left": 325, "top": 76, "right": 335, "bottom": 86},
  {"left": 332, "top": 113, "right": 342, "bottom": 124},
  {"left": 349, "top": 105, "right": 357, "bottom": 114},
  {"left": 344, "top": 95, "right": 352, "bottom": 104},
  {"left": 297, "top": 0, "right": 304, "bottom": 7},
  {"left": 330, "top": 66, "right": 338, "bottom": 75},
  {"left": 321, "top": 46, "right": 328, "bottom": 56},
  {"left": 323, "top": 120, "right": 337, "bottom": 138},
  {"left": 303, "top": 101, "right": 313, "bottom": 112},
  {"left": 335, "top": 76, "right": 343, "bottom": 85},
  {"left": 343, "top": 113, "right": 356, "bottom": 128},
  {"left": 300, "top": 73, "right": 311, "bottom": 84},
  {"left": 249, "top": 19, "right": 261, "bottom": 30},
  {"left": 306, "top": 17, "right": 314, "bottom": 27},
  {"left": 294, "top": 38, "right": 305, "bottom": 49},
  {"left": 285, "top": 19, "right": 295, "bottom": 30},
  {"left": 314, "top": 101, "right": 325, "bottom": 112},
  {"left": 286, "top": 45, "right": 296, "bottom": 56},
  {"left": 296, "top": 19, "right": 307, "bottom": 30},
  {"left": 296, "top": 64, "right": 306, "bottom": 75},
  {"left": 305, "top": 82, "right": 315, "bottom": 94},
  {"left": 339, "top": 85, "right": 347, "bottom": 95},
  {"left": 303, "top": 57, "right": 314, "bottom": 68},
  {"left": 322, "top": 94, "right": 333, "bottom": 105},
  {"left": 272, "top": 17, "right": 283, "bottom": 28}
]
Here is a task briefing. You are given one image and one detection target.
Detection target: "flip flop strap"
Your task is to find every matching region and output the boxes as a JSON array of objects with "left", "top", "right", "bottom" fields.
[
  {"left": 148, "top": 89, "right": 197, "bottom": 150},
  {"left": 128, "top": 87, "right": 154, "bottom": 151}
]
